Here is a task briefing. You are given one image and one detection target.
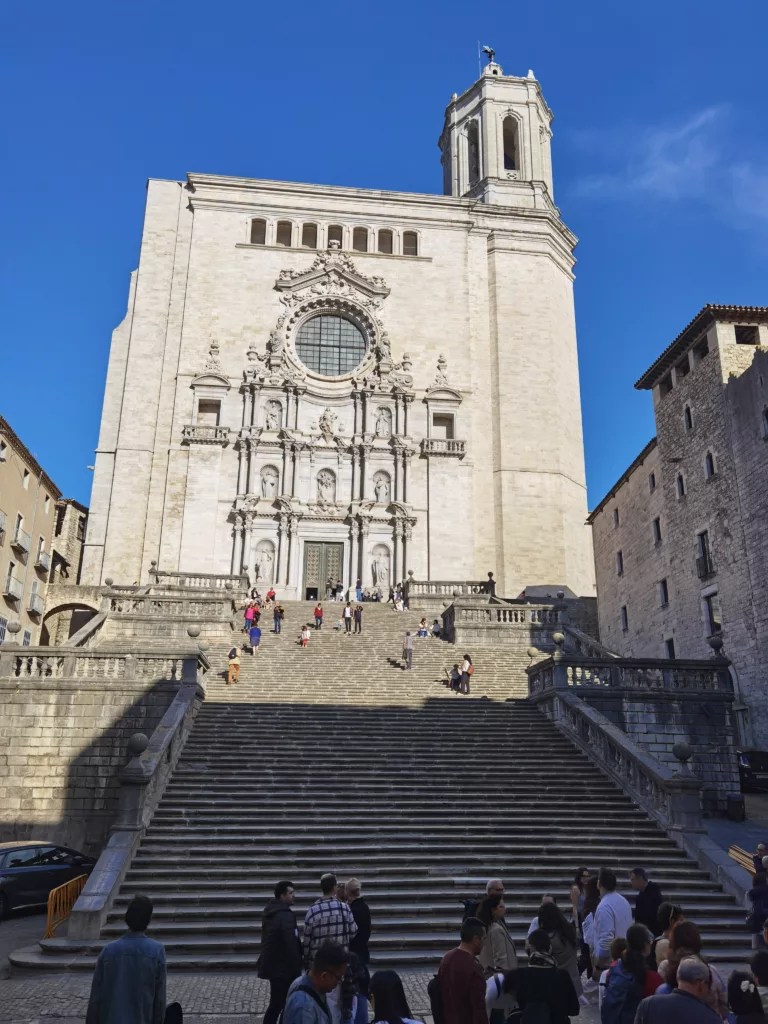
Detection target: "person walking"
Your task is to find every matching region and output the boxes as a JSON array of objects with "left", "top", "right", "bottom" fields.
[
  {"left": 273, "top": 602, "right": 283, "bottom": 634},
  {"left": 635, "top": 958, "right": 722, "bottom": 1024},
  {"left": 244, "top": 601, "right": 255, "bottom": 633},
  {"left": 344, "top": 602, "right": 353, "bottom": 634},
  {"left": 85, "top": 895, "right": 168, "bottom": 1024},
  {"left": 335, "top": 579, "right": 344, "bottom": 602},
  {"left": 476, "top": 895, "right": 518, "bottom": 1023},
  {"left": 747, "top": 871, "right": 768, "bottom": 949},
  {"left": 283, "top": 942, "right": 350, "bottom": 1024},
  {"left": 601, "top": 923, "right": 661, "bottom": 1024},
  {"left": 369, "top": 970, "right": 421, "bottom": 1024},
  {"left": 592, "top": 867, "right": 633, "bottom": 980},
  {"left": 402, "top": 632, "right": 413, "bottom": 671},
  {"left": 459, "top": 654, "right": 473, "bottom": 695},
  {"left": 347, "top": 878, "right": 372, "bottom": 1024},
  {"left": 301, "top": 624, "right": 311, "bottom": 648},
  {"left": 630, "top": 868, "right": 664, "bottom": 937},
  {"left": 435, "top": 917, "right": 489, "bottom": 1024},
  {"left": 258, "top": 880, "right": 302, "bottom": 1024},
  {"left": 303, "top": 874, "right": 358, "bottom": 1024},
  {"left": 314, "top": 603, "right": 324, "bottom": 630},
  {"left": 386, "top": 586, "right": 395, "bottom": 605},
  {"left": 248, "top": 622, "right": 262, "bottom": 656},
  {"left": 353, "top": 605, "right": 363, "bottom": 634},
  {"left": 507, "top": 928, "right": 579, "bottom": 1024},
  {"left": 227, "top": 646, "right": 240, "bottom": 685}
]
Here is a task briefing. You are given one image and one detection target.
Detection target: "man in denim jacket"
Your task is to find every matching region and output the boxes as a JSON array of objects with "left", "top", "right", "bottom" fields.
[
  {"left": 86, "top": 895, "right": 166, "bottom": 1024},
  {"left": 284, "top": 942, "right": 349, "bottom": 1024}
]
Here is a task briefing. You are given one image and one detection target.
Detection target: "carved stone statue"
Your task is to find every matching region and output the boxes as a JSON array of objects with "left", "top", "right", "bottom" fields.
[
  {"left": 372, "top": 548, "right": 390, "bottom": 587},
  {"left": 317, "top": 469, "right": 336, "bottom": 503},
  {"left": 253, "top": 542, "right": 275, "bottom": 583},
  {"left": 267, "top": 330, "right": 285, "bottom": 357},
  {"left": 260, "top": 466, "right": 279, "bottom": 499},
  {"left": 265, "top": 400, "right": 282, "bottom": 431},
  {"left": 319, "top": 408, "right": 337, "bottom": 439},
  {"left": 374, "top": 473, "right": 390, "bottom": 504},
  {"left": 376, "top": 332, "right": 392, "bottom": 362},
  {"left": 375, "top": 407, "right": 392, "bottom": 437}
]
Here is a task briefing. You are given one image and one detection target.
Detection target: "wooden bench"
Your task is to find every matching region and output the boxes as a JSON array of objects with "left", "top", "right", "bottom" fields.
[{"left": 729, "top": 844, "right": 756, "bottom": 875}]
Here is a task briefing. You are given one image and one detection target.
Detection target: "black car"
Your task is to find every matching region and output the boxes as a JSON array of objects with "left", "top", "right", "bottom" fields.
[{"left": 0, "top": 841, "right": 96, "bottom": 918}]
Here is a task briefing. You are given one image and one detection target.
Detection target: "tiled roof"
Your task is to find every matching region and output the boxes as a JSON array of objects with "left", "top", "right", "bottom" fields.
[{"left": 635, "top": 304, "right": 768, "bottom": 390}]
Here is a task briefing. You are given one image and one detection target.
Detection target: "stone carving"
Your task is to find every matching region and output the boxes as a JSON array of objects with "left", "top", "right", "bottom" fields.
[
  {"left": 267, "top": 331, "right": 285, "bottom": 364},
  {"left": 260, "top": 465, "right": 280, "bottom": 499},
  {"left": 373, "top": 471, "right": 391, "bottom": 505},
  {"left": 317, "top": 469, "right": 336, "bottom": 504},
  {"left": 253, "top": 540, "right": 275, "bottom": 583},
  {"left": 434, "top": 354, "right": 449, "bottom": 386},
  {"left": 205, "top": 337, "right": 222, "bottom": 373},
  {"left": 265, "top": 400, "right": 282, "bottom": 431},
  {"left": 371, "top": 544, "right": 391, "bottom": 588},
  {"left": 319, "top": 408, "right": 337, "bottom": 440},
  {"left": 375, "top": 407, "right": 392, "bottom": 437},
  {"left": 376, "top": 332, "right": 392, "bottom": 362}
]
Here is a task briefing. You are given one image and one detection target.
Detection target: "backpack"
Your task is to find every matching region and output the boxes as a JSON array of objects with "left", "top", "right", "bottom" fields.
[
  {"left": 601, "top": 963, "right": 644, "bottom": 1024},
  {"left": 427, "top": 975, "right": 445, "bottom": 1024},
  {"left": 467, "top": 664, "right": 474, "bottom": 675},
  {"left": 521, "top": 1003, "right": 551, "bottom": 1024}
]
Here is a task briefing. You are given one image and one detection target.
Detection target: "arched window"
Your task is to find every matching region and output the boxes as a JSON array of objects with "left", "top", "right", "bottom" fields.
[
  {"left": 377, "top": 229, "right": 393, "bottom": 255},
  {"left": 705, "top": 452, "right": 716, "bottom": 478},
  {"left": 352, "top": 227, "right": 368, "bottom": 253},
  {"left": 402, "top": 231, "right": 418, "bottom": 256},
  {"left": 276, "top": 221, "right": 293, "bottom": 247},
  {"left": 301, "top": 223, "right": 317, "bottom": 249},
  {"left": 250, "top": 219, "right": 267, "bottom": 245},
  {"left": 327, "top": 224, "right": 344, "bottom": 248},
  {"left": 467, "top": 121, "right": 480, "bottom": 186},
  {"left": 684, "top": 405, "right": 693, "bottom": 432},
  {"left": 503, "top": 117, "right": 519, "bottom": 171}
]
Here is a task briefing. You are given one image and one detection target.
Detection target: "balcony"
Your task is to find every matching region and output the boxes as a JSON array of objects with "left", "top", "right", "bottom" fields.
[
  {"left": 11, "top": 526, "right": 31, "bottom": 554},
  {"left": 35, "top": 549, "right": 51, "bottom": 573},
  {"left": 3, "top": 574, "right": 23, "bottom": 602},
  {"left": 181, "top": 425, "right": 231, "bottom": 445},
  {"left": 696, "top": 553, "right": 716, "bottom": 579},
  {"left": 420, "top": 437, "right": 466, "bottom": 458},
  {"left": 28, "top": 591, "right": 44, "bottom": 616}
]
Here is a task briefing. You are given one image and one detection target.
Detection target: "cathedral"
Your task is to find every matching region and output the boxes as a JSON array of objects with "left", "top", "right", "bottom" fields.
[{"left": 82, "top": 59, "right": 596, "bottom": 599}]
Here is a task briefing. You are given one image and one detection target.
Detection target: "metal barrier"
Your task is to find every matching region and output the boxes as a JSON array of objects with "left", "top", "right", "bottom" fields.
[{"left": 44, "top": 873, "right": 88, "bottom": 938}]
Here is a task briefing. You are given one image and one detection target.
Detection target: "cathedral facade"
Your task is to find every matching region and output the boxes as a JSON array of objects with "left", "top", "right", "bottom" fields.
[{"left": 82, "top": 61, "right": 596, "bottom": 599}]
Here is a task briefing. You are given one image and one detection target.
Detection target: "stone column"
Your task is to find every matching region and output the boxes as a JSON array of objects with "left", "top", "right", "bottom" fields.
[
  {"left": 360, "top": 520, "right": 370, "bottom": 586},
  {"left": 232, "top": 519, "right": 244, "bottom": 574},
  {"left": 281, "top": 442, "right": 290, "bottom": 496},
  {"left": 250, "top": 385, "right": 260, "bottom": 428},
  {"left": 361, "top": 391, "right": 369, "bottom": 435},
  {"left": 237, "top": 436, "right": 247, "bottom": 495},
  {"left": 351, "top": 450, "right": 359, "bottom": 502},
  {"left": 287, "top": 516, "right": 300, "bottom": 591},
  {"left": 277, "top": 514, "right": 289, "bottom": 585},
  {"left": 242, "top": 385, "right": 253, "bottom": 428},
  {"left": 294, "top": 388, "right": 304, "bottom": 430},
  {"left": 403, "top": 450, "right": 412, "bottom": 504},
  {"left": 361, "top": 447, "right": 371, "bottom": 500},
  {"left": 403, "top": 396, "right": 412, "bottom": 437},
  {"left": 403, "top": 521, "right": 413, "bottom": 581},
  {"left": 393, "top": 451, "right": 401, "bottom": 503},
  {"left": 242, "top": 514, "right": 254, "bottom": 577},
  {"left": 352, "top": 392, "right": 360, "bottom": 435},
  {"left": 247, "top": 438, "right": 256, "bottom": 496},
  {"left": 393, "top": 520, "right": 403, "bottom": 586},
  {"left": 349, "top": 518, "right": 359, "bottom": 589},
  {"left": 291, "top": 444, "right": 299, "bottom": 497}
]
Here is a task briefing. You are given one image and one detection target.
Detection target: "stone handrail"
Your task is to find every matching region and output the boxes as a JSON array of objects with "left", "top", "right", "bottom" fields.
[
  {"left": 62, "top": 611, "right": 108, "bottom": 648},
  {"left": 68, "top": 656, "right": 205, "bottom": 939},
  {"left": 404, "top": 580, "right": 489, "bottom": 598},
  {"left": 181, "top": 424, "right": 231, "bottom": 445},
  {"left": 106, "top": 593, "right": 235, "bottom": 619},
  {"left": 528, "top": 653, "right": 732, "bottom": 694},
  {"left": 454, "top": 604, "right": 562, "bottom": 626},
  {"left": 0, "top": 647, "right": 210, "bottom": 683},
  {"left": 149, "top": 569, "right": 248, "bottom": 592},
  {"left": 561, "top": 625, "right": 618, "bottom": 659},
  {"left": 531, "top": 686, "right": 703, "bottom": 834},
  {"left": 420, "top": 438, "right": 467, "bottom": 457}
]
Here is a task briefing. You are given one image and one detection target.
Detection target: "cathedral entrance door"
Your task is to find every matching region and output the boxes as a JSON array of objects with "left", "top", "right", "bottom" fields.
[{"left": 302, "top": 542, "right": 344, "bottom": 601}]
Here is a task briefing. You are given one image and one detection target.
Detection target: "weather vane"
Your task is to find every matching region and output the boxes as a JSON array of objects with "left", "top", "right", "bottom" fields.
[{"left": 482, "top": 45, "right": 495, "bottom": 64}]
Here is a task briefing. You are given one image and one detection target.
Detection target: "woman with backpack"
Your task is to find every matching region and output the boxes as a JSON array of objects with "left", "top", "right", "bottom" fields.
[
  {"left": 601, "top": 924, "right": 661, "bottom": 1024},
  {"left": 369, "top": 970, "right": 421, "bottom": 1024},
  {"left": 538, "top": 901, "right": 583, "bottom": 998},
  {"left": 505, "top": 928, "right": 580, "bottom": 1024},
  {"left": 748, "top": 872, "right": 768, "bottom": 949},
  {"left": 460, "top": 654, "right": 473, "bottom": 695}
]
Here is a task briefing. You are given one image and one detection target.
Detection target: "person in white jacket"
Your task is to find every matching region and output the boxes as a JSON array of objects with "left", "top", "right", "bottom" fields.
[{"left": 591, "top": 867, "right": 633, "bottom": 980}]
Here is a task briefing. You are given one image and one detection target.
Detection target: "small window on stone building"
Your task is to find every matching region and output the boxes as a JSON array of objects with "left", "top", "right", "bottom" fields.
[
  {"left": 676, "top": 474, "right": 686, "bottom": 498},
  {"left": 432, "top": 414, "right": 455, "bottom": 440},
  {"left": 467, "top": 120, "right": 480, "bottom": 187},
  {"left": 275, "top": 221, "right": 293, "bottom": 247},
  {"left": 648, "top": 472, "right": 656, "bottom": 492},
  {"left": 665, "top": 638, "right": 676, "bottom": 659},
  {"left": 705, "top": 451, "right": 716, "bottom": 478},
  {"left": 613, "top": 508, "right": 620, "bottom": 528},
  {"left": 402, "top": 231, "right": 418, "bottom": 256},
  {"left": 684, "top": 405, "right": 693, "bottom": 432},
  {"left": 503, "top": 117, "right": 519, "bottom": 171},
  {"left": 44, "top": 496, "right": 50, "bottom": 515},
  {"left": 54, "top": 505, "right": 65, "bottom": 537},
  {"left": 659, "top": 374, "right": 674, "bottom": 397},
  {"left": 693, "top": 336, "right": 709, "bottom": 363},
  {"left": 301, "top": 223, "right": 318, "bottom": 249},
  {"left": 327, "top": 224, "right": 344, "bottom": 248},
  {"left": 0, "top": 441, "right": 6, "bottom": 461},
  {"left": 250, "top": 218, "right": 267, "bottom": 245},
  {"left": 22, "top": 629, "right": 31, "bottom": 646},
  {"left": 76, "top": 517, "right": 85, "bottom": 542},
  {"left": 735, "top": 324, "right": 760, "bottom": 345},
  {"left": 704, "top": 592, "right": 722, "bottom": 635},
  {"left": 620, "top": 605, "right": 629, "bottom": 632},
  {"left": 675, "top": 355, "right": 691, "bottom": 379},
  {"left": 352, "top": 227, "right": 368, "bottom": 253},
  {"left": 22, "top": 470, "right": 29, "bottom": 489},
  {"left": 652, "top": 517, "right": 662, "bottom": 544},
  {"left": 377, "top": 229, "right": 394, "bottom": 255},
  {"left": 659, "top": 578, "right": 669, "bottom": 607},
  {"left": 0, "top": 616, "right": 7, "bottom": 644},
  {"left": 616, "top": 550, "right": 624, "bottom": 576},
  {"left": 197, "top": 400, "right": 221, "bottom": 426}
]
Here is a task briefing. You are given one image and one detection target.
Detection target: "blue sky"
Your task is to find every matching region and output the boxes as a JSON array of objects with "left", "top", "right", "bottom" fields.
[{"left": 2, "top": 0, "right": 767, "bottom": 509}]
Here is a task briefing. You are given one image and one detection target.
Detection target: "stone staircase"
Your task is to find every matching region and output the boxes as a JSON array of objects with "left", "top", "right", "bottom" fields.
[{"left": 14, "top": 600, "right": 749, "bottom": 970}]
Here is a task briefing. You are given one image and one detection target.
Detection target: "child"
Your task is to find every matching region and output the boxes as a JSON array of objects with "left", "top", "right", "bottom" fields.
[
  {"left": 301, "top": 624, "right": 311, "bottom": 648},
  {"left": 432, "top": 619, "right": 442, "bottom": 639},
  {"left": 598, "top": 937, "right": 628, "bottom": 1009},
  {"left": 334, "top": 613, "right": 344, "bottom": 632},
  {"left": 248, "top": 623, "right": 261, "bottom": 655}
]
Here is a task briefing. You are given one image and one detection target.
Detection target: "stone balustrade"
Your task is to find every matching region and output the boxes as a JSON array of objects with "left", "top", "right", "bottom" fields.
[
  {"left": 562, "top": 625, "right": 618, "bottom": 659},
  {"left": 0, "top": 647, "right": 207, "bottom": 684},
  {"left": 528, "top": 653, "right": 732, "bottom": 694},
  {"left": 181, "top": 424, "right": 231, "bottom": 445},
  {"left": 149, "top": 569, "right": 248, "bottom": 592},
  {"left": 405, "top": 579, "right": 488, "bottom": 599},
  {"left": 106, "top": 593, "right": 234, "bottom": 619},
  {"left": 420, "top": 437, "right": 466, "bottom": 457},
  {"left": 443, "top": 599, "right": 563, "bottom": 648}
]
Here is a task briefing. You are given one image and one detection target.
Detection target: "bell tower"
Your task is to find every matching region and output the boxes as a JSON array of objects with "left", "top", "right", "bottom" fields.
[{"left": 438, "top": 59, "right": 554, "bottom": 204}]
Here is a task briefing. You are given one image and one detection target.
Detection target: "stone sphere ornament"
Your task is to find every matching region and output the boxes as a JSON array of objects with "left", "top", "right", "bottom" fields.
[
  {"left": 104, "top": 577, "right": 114, "bottom": 587},
  {"left": 187, "top": 625, "right": 202, "bottom": 639},
  {"left": 127, "top": 733, "right": 149, "bottom": 757},
  {"left": 552, "top": 632, "right": 565, "bottom": 647},
  {"left": 527, "top": 647, "right": 539, "bottom": 659},
  {"left": 672, "top": 741, "right": 694, "bottom": 763},
  {"left": 708, "top": 635, "right": 724, "bottom": 654},
  {"left": 7, "top": 620, "right": 21, "bottom": 635}
]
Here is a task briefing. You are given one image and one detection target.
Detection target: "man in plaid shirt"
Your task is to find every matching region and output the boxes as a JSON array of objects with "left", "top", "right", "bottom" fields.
[{"left": 303, "top": 873, "right": 358, "bottom": 966}]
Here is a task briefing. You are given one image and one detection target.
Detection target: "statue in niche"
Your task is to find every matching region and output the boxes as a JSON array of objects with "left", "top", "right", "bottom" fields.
[
  {"left": 372, "top": 546, "right": 390, "bottom": 588},
  {"left": 267, "top": 331, "right": 285, "bottom": 358},
  {"left": 265, "top": 401, "right": 282, "bottom": 431},
  {"left": 317, "top": 469, "right": 336, "bottom": 504},
  {"left": 375, "top": 332, "right": 392, "bottom": 362},
  {"left": 260, "top": 466, "right": 279, "bottom": 499},
  {"left": 375, "top": 407, "right": 392, "bottom": 437},
  {"left": 253, "top": 542, "right": 275, "bottom": 583},
  {"left": 374, "top": 473, "right": 390, "bottom": 505},
  {"left": 319, "top": 408, "right": 337, "bottom": 440}
]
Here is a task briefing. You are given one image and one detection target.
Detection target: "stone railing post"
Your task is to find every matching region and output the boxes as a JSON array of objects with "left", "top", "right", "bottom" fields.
[
  {"left": 551, "top": 634, "right": 568, "bottom": 690},
  {"left": 666, "top": 742, "right": 704, "bottom": 833}
]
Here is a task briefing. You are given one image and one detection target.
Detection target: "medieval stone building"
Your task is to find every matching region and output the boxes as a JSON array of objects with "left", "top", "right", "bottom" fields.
[{"left": 82, "top": 60, "right": 595, "bottom": 599}]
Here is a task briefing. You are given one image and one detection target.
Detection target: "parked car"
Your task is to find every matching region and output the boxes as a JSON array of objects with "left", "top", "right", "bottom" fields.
[{"left": 0, "top": 841, "right": 96, "bottom": 918}]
